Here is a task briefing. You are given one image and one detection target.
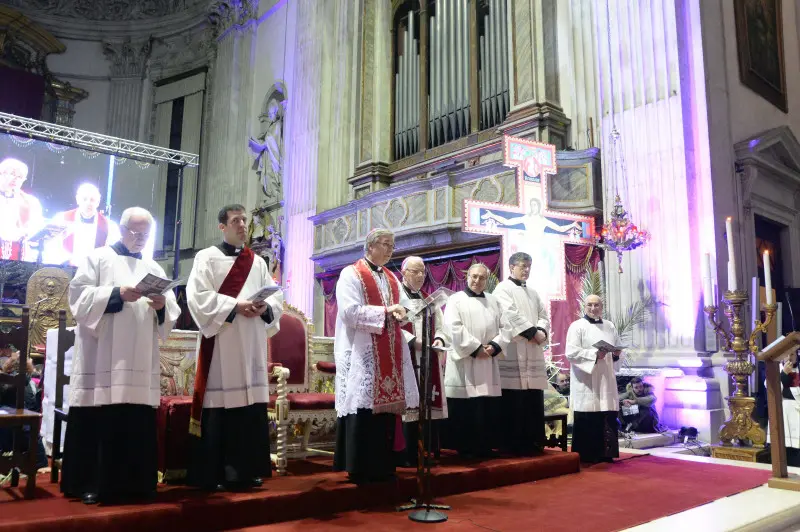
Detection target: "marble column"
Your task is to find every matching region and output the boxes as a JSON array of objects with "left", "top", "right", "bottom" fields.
[
  {"left": 349, "top": 0, "right": 393, "bottom": 194},
  {"left": 199, "top": 0, "right": 259, "bottom": 247},
  {"left": 103, "top": 39, "right": 152, "bottom": 140},
  {"left": 283, "top": 0, "right": 324, "bottom": 317},
  {"left": 503, "top": 0, "right": 569, "bottom": 147}
]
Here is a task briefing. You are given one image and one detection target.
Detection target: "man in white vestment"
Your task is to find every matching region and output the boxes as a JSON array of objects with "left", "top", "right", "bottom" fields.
[
  {"left": 333, "top": 229, "right": 419, "bottom": 484},
  {"left": 493, "top": 252, "right": 550, "bottom": 455},
  {"left": 63, "top": 207, "right": 180, "bottom": 504},
  {"left": 186, "top": 204, "right": 284, "bottom": 491},
  {"left": 0, "top": 158, "right": 44, "bottom": 261},
  {"left": 443, "top": 263, "right": 511, "bottom": 458},
  {"left": 46, "top": 183, "right": 121, "bottom": 266},
  {"left": 565, "top": 294, "right": 622, "bottom": 463},
  {"left": 398, "top": 256, "right": 449, "bottom": 466}
]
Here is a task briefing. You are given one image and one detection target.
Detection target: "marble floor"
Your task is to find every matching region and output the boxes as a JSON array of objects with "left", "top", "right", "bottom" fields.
[{"left": 621, "top": 445, "right": 800, "bottom": 532}]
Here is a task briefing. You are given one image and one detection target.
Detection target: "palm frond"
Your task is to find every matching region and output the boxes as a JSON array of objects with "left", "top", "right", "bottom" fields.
[
  {"left": 576, "top": 267, "right": 607, "bottom": 318},
  {"left": 614, "top": 295, "right": 654, "bottom": 344}
]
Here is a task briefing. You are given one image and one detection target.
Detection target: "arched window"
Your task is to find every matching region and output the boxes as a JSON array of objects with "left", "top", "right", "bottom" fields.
[{"left": 391, "top": 0, "right": 510, "bottom": 161}]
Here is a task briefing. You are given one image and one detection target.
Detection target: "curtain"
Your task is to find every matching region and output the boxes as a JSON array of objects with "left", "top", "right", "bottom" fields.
[
  {"left": 549, "top": 245, "right": 601, "bottom": 370},
  {"left": 318, "top": 250, "right": 502, "bottom": 337},
  {"left": 0, "top": 67, "right": 45, "bottom": 119},
  {"left": 178, "top": 91, "right": 204, "bottom": 249}
]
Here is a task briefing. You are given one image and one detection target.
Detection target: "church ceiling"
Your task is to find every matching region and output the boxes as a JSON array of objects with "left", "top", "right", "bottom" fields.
[{"left": 3, "top": 0, "right": 207, "bottom": 21}]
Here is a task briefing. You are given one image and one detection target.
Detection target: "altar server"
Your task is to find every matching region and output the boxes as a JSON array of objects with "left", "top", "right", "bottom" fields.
[
  {"left": 398, "top": 256, "right": 449, "bottom": 466},
  {"left": 63, "top": 207, "right": 180, "bottom": 504},
  {"left": 186, "top": 204, "right": 284, "bottom": 491},
  {"left": 565, "top": 294, "right": 622, "bottom": 463},
  {"left": 492, "top": 252, "right": 549, "bottom": 455},
  {"left": 333, "top": 229, "right": 419, "bottom": 484},
  {"left": 443, "top": 263, "right": 511, "bottom": 458}
]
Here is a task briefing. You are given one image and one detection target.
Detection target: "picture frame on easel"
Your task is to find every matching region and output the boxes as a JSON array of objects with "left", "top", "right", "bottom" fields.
[{"left": 734, "top": 0, "right": 788, "bottom": 113}]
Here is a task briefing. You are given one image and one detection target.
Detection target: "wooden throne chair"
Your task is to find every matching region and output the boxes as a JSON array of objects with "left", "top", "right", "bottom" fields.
[{"left": 268, "top": 302, "right": 336, "bottom": 460}]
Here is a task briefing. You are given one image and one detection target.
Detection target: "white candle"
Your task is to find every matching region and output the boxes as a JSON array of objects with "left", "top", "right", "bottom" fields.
[
  {"left": 726, "top": 217, "right": 737, "bottom": 291},
  {"left": 728, "top": 260, "right": 738, "bottom": 291},
  {"left": 764, "top": 250, "right": 774, "bottom": 305},
  {"left": 702, "top": 253, "right": 713, "bottom": 306}
]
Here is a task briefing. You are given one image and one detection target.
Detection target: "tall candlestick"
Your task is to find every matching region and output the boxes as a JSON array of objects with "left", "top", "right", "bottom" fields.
[
  {"left": 702, "top": 253, "right": 713, "bottom": 306},
  {"left": 764, "top": 250, "right": 773, "bottom": 304},
  {"left": 728, "top": 260, "right": 738, "bottom": 291},
  {"left": 726, "top": 217, "right": 737, "bottom": 291}
]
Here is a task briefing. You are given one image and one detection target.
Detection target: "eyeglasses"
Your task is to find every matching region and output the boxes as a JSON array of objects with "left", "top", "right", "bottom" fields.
[
  {"left": 405, "top": 269, "right": 425, "bottom": 276},
  {"left": 376, "top": 242, "right": 395, "bottom": 250},
  {"left": 122, "top": 226, "right": 150, "bottom": 239}
]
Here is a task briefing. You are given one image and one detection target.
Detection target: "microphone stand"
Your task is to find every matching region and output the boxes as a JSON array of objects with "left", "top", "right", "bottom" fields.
[{"left": 397, "top": 303, "right": 449, "bottom": 523}]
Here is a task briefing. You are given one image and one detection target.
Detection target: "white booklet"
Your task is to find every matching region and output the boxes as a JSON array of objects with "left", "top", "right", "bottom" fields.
[
  {"left": 593, "top": 340, "right": 626, "bottom": 352},
  {"left": 135, "top": 273, "right": 184, "bottom": 298},
  {"left": 405, "top": 287, "right": 454, "bottom": 321},
  {"left": 247, "top": 285, "right": 283, "bottom": 304}
]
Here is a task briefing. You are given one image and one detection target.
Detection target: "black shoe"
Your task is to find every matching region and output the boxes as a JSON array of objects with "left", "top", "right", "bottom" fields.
[
  {"left": 81, "top": 492, "right": 99, "bottom": 505},
  {"left": 251, "top": 477, "right": 263, "bottom": 487}
]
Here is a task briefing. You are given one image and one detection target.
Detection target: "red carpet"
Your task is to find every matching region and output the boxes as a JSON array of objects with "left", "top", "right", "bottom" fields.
[
  {"left": 0, "top": 451, "right": 579, "bottom": 532},
  {"left": 239, "top": 455, "right": 772, "bottom": 532}
]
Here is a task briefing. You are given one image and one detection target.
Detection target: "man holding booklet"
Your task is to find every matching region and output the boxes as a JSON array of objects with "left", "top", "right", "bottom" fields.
[
  {"left": 186, "top": 204, "right": 284, "bottom": 491},
  {"left": 565, "top": 294, "right": 624, "bottom": 463},
  {"left": 63, "top": 207, "right": 181, "bottom": 504}
]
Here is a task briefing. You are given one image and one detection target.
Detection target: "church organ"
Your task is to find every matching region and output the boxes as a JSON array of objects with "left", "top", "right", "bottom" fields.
[{"left": 392, "top": 0, "right": 510, "bottom": 160}]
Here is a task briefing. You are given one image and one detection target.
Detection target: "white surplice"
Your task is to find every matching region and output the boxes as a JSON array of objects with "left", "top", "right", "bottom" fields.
[
  {"left": 68, "top": 247, "right": 181, "bottom": 407},
  {"left": 44, "top": 212, "right": 121, "bottom": 266},
  {"left": 186, "top": 246, "right": 284, "bottom": 409},
  {"left": 565, "top": 318, "right": 621, "bottom": 412},
  {"left": 492, "top": 279, "right": 550, "bottom": 390},
  {"left": 333, "top": 265, "right": 419, "bottom": 417},
  {"left": 400, "top": 287, "right": 450, "bottom": 420},
  {"left": 443, "top": 291, "right": 512, "bottom": 399}
]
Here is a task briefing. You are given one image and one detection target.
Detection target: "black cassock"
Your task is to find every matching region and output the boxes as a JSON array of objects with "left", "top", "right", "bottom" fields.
[{"left": 572, "top": 411, "right": 619, "bottom": 463}]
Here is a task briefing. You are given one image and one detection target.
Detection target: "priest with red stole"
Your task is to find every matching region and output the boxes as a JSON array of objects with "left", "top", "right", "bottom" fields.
[
  {"left": 0, "top": 158, "right": 43, "bottom": 261},
  {"left": 333, "top": 229, "right": 419, "bottom": 484},
  {"left": 398, "top": 255, "right": 449, "bottom": 466},
  {"left": 186, "top": 204, "right": 284, "bottom": 491}
]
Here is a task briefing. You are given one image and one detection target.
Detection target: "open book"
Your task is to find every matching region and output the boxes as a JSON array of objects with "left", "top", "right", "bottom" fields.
[
  {"left": 592, "top": 340, "right": 625, "bottom": 352},
  {"left": 247, "top": 285, "right": 283, "bottom": 305},
  {"left": 135, "top": 273, "right": 184, "bottom": 298},
  {"left": 405, "top": 287, "right": 454, "bottom": 321}
]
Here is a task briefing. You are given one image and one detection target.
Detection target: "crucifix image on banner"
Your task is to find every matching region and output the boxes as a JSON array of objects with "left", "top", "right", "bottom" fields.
[{"left": 463, "top": 136, "right": 595, "bottom": 302}]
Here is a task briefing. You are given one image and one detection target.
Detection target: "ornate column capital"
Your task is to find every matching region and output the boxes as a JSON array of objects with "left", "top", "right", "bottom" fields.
[
  {"left": 208, "top": 0, "right": 259, "bottom": 37},
  {"left": 102, "top": 39, "right": 152, "bottom": 78}
]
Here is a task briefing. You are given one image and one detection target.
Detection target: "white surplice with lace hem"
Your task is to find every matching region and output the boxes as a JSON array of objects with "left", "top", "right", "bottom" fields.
[{"left": 333, "top": 265, "right": 419, "bottom": 417}]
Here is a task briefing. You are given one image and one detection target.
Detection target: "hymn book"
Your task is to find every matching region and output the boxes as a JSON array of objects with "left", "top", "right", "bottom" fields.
[
  {"left": 247, "top": 285, "right": 283, "bottom": 304},
  {"left": 592, "top": 340, "right": 626, "bottom": 352},
  {"left": 135, "top": 274, "right": 185, "bottom": 298}
]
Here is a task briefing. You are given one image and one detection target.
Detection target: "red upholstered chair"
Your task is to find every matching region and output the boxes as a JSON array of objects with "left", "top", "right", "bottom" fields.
[{"left": 268, "top": 302, "right": 335, "bottom": 459}]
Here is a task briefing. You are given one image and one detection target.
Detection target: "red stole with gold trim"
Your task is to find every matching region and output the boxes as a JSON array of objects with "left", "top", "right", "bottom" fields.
[
  {"left": 189, "top": 247, "right": 255, "bottom": 437},
  {"left": 352, "top": 258, "right": 406, "bottom": 414}
]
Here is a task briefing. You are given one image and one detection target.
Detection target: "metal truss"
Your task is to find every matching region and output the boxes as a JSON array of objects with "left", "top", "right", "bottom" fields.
[{"left": 0, "top": 112, "right": 199, "bottom": 167}]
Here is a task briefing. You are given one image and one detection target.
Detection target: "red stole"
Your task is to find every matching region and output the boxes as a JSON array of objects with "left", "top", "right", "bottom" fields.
[
  {"left": 352, "top": 258, "right": 406, "bottom": 414},
  {"left": 63, "top": 210, "right": 108, "bottom": 252},
  {"left": 189, "top": 247, "right": 255, "bottom": 437},
  {"left": 791, "top": 372, "right": 800, "bottom": 388},
  {"left": 401, "top": 288, "right": 444, "bottom": 410}
]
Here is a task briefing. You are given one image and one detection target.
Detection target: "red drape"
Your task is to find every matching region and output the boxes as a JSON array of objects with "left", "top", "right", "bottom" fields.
[
  {"left": 550, "top": 245, "right": 601, "bottom": 370},
  {"left": 0, "top": 67, "right": 45, "bottom": 119},
  {"left": 318, "top": 251, "right": 502, "bottom": 337}
]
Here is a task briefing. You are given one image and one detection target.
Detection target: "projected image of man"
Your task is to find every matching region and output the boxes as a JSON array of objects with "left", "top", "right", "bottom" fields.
[
  {"left": 0, "top": 158, "right": 44, "bottom": 261},
  {"left": 46, "top": 183, "right": 121, "bottom": 266}
]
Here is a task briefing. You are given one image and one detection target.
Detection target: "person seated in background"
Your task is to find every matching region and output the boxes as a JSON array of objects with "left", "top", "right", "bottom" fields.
[
  {"left": 618, "top": 377, "right": 659, "bottom": 433},
  {"left": 0, "top": 348, "right": 48, "bottom": 469},
  {"left": 544, "top": 370, "right": 572, "bottom": 437},
  {"left": 781, "top": 350, "right": 800, "bottom": 399}
]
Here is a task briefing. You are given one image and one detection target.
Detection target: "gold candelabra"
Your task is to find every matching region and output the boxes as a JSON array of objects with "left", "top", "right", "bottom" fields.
[{"left": 705, "top": 290, "right": 778, "bottom": 448}]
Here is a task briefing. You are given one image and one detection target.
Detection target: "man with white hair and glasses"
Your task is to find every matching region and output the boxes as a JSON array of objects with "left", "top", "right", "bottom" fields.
[
  {"left": 63, "top": 206, "right": 180, "bottom": 504},
  {"left": 0, "top": 157, "right": 43, "bottom": 260},
  {"left": 333, "top": 229, "right": 419, "bottom": 484}
]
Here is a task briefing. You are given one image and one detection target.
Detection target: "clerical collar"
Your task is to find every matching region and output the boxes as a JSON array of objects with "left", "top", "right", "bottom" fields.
[
  {"left": 80, "top": 214, "right": 95, "bottom": 224},
  {"left": 218, "top": 240, "right": 243, "bottom": 257},
  {"left": 509, "top": 276, "right": 526, "bottom": 287},
  {"left": 584, "top": 314, "right": 603, "bottom": 324},
  {"left": 403, "top": 284, "right": 422, "bottom": 299},
  {"left": 111, "top": 241, "right": 142, "bottom": 259},
  {"left": 464, "top": 287, "right": 485, "bottom": 298},
  {"left": 364, "top": 258, "right": 382, "bottom": 272}
]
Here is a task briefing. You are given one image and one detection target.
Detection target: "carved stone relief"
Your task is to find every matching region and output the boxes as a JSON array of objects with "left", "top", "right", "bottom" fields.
[
  {"left": 102, "top": 39, "right": 152, "bottom": 77},
  {"left": 471, "top": 177, "right": 502, "bottom": 203},
  {"left": 250, "top": 83, "right": 287, "bottom": 203},
  {"left": 383, "top": 198, "right": 409, "bottom": 228},
  {"left": 6, "top": 0, "right": 207, "bottom": 21},
  {"left": 208, "top": 0, "right": 259, "bottom": 36},
  {"left": 435, "top": 189, "right": 446, "bottom": 220}
]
